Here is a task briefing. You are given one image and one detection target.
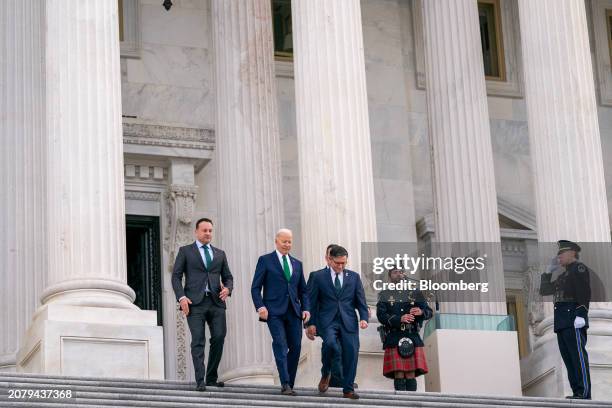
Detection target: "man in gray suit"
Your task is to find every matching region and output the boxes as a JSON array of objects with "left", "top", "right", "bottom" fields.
[{"left": 172, "top": 218, "right": 233, "bottom": 391}]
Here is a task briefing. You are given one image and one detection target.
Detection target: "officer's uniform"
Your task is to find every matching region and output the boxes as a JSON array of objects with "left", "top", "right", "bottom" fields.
[
  {"left": 376, "top": 287, "right": 432, "bottom": 391},
  {"left": 540, "top": 241, "right": 591, "bottom": 399}
]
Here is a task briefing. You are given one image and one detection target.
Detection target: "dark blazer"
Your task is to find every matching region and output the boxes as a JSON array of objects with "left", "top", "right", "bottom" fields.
[
  {"left": 308, "top": 268, "right": 369, "bottom": 333},
  {"left": 376, "top": 289, "right": 433, "bottom": 348},
  {"left": 251, "top": 251, "right": 310, "bottom": 318},
  {"left": 171, "top": 242, "right": 234, "bottom": 308},
  {"left": 540, "top": 261, "right": 591, "bottom": 332}
]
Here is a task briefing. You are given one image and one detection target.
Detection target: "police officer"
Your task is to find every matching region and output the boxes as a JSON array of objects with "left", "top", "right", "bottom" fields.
[
  {"left": 377, "top": 266, "right": 432, "bottom": 391},
  {"left": 540, "top": 240, "right": 591, "bottom": 399}
]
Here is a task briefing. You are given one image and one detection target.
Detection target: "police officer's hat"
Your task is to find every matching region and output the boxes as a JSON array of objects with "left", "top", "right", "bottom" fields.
[{"left": 557, "top": 240, "right": 581, "bottom": 255}]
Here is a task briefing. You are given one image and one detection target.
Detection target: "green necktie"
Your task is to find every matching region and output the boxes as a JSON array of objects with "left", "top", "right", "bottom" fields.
[
  {"left": 282, "top": 255, "right": 291, "bottom": 281},
  {"left": 203, "top": 245, "right": 212, "bottom": 268},
  {"left": 334, "top": 273, "right": 342, "bottom": 293}
]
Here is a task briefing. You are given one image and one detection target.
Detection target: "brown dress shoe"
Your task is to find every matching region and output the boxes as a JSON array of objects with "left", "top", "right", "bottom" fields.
[
  {"left": 318, "top": 374, "right": 331, "bottom": 393},
  {"left": 343, "top": 391, "right": 360, "bottom": 399}
]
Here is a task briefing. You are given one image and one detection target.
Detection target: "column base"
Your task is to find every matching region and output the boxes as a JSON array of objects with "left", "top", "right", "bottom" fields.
[
  {"left": 219, "top": 365, "right": 276, "bottom": 385},
  {"left": 425, "top": 329, "right": 522, "bottom": 396},
  {"left": 16, "top": 304, "right": 164, "bottom": 379}
]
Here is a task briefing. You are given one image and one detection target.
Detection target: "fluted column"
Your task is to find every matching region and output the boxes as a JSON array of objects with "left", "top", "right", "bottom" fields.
[
  {"left": 212, "top": 0, "right": 281, "bottom": 383},
  {"left": 0, "top": 0, "right": 46, "bottom": 370},
  {"left": 518, "top": 0, "right": 610, "bottom": 243},
  {"left": 519, "top": 1, "right": 612, "bottom": 399},
  {"left": 422, "top": 0, "right": 506, "bottom": 315},
  {"left": 291, "top": 0, "right": 377, "bottom": 275},
  {"left": 41, "top": 0, "right": 135, "bottom": 308}
]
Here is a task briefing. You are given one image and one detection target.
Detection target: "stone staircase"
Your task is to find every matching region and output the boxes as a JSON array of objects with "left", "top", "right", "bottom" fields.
[{"left": 0, "top": 373, "right": 609, "bottom": 408}]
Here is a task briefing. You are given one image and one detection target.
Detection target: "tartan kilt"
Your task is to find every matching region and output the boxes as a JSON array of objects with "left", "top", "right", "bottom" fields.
[{"left": 383, "top": 346, "right": 428, "bottom": 378}]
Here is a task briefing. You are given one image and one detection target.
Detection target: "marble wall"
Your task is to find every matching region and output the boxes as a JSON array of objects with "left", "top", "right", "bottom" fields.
[{"left": 121, "top": 0, "right": 612, "bottom": 267}]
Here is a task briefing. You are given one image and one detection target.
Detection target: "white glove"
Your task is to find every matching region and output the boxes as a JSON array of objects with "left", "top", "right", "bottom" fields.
[{"left": 574, "top": 316, "right": 586, "bottom": 329}]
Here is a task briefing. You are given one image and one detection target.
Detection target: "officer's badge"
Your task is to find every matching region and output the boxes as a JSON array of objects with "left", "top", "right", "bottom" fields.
[
  {"left": 577, "top": 264, "right": 586, "bottom": 273},
  {"left": 388, "top": 295, "right": 395, "bottom": 306}
]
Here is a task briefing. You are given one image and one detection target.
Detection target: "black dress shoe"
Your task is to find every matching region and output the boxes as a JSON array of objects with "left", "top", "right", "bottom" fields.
[
  {"left": 343, "top": 391, "right": 360, "bottom": 399},
  {"left": 196, "top": 382, "right": 207, "bottom": 392},
  {"left": 206, "top": 381, "right": 224, "bottom": 387},
  {"left": 281, "top": 383, "right": 297, "bottom": 396}
]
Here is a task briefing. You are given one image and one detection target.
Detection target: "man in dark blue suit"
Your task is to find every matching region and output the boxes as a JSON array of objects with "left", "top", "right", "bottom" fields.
[
  {"left": 306, "top": 245, "right": 369, "bottom": 400},
  {"left": 251, "top": 229, "right": 310, "bottom": 396}
]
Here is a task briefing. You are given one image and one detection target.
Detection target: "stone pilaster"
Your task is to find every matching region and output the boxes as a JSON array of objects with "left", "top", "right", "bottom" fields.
[{"left": 212, "top": 0, "right": 282, "bottom": 383}]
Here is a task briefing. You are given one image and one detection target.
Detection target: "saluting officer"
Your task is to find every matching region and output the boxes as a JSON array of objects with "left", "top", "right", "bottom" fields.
[
  {"left": 540, "top": 240, "right": 591, "bottom": 400},
  {"left": 376, "top": 266, "right": 432, "bottom": 391}
]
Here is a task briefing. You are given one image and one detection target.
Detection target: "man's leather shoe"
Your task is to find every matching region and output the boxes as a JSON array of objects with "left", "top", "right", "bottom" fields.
[
  {"left": 343, "top": 391, "right": 360, "bottom": 399},
  {"left": 196, "top": 382, "right": 207, "bottom": 392},
  {"left": 567, "top": 395, "right": 591, "bottom": 400},
  {"left": 206, "top": 381, "right": 224, "bottom": 388},
  {"left": 318, "top": 374, "right": 331, "bottom": 393},
  {"left": 281, "top": 383, "right": 297, "bottom": 396}
]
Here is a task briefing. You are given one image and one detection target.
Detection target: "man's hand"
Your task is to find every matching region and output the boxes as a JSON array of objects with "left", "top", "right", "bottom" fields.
[
  {"left": 258, "top": 306, "right": 269, "bottom": 320},
  {"left": 401, "top": 313, "right": 415, "bottom": 323},
  {"left": 306, "top": 325, "right": 317, "bottom": 340},
  {"left": 359, "top": 320, "right": 368, "bottom": 329},
  {"left": 179, "top": 297, "right": 192, "bottom": 316},
  {"left": 302, "top": 311, "right": 311, "bottom": 324},
  {"left": 219, "top": 284, "right": 230, "bottom": 302},
  {"left": 574, "top": 316, "right": 586, "bottom": 329},
  {"left": 409, "top": 307, "right": 423, "bottom": 316}
]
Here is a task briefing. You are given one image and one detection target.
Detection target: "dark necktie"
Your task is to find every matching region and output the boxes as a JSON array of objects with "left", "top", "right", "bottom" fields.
[
  {"left": 334, "top": 273, "right": 342, "bottom": 294},
  {"left": 203, "top": 245, "right": 212, "bottom": 268}
]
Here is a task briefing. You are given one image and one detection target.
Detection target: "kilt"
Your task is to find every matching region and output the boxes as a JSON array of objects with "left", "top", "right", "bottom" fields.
[{"left": 383, "top": 345, "right": 428, "bottom": 378}]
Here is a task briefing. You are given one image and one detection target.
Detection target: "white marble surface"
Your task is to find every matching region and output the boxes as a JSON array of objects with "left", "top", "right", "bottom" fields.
[
  {"left": 17, "top": 305, "right": 164, "bottom": 379},
  {"left": 292, "top": 0, "right": 378, "bottom": 275},
  {"left": 0, "top": 0, "right": 47, "bottom": 369},
  {"left": 212, "top": 0, "right": 282, "bottom": 384}
]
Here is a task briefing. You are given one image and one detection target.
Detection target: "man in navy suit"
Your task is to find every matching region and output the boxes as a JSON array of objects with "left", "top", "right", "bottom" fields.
[
  {"left": 251, "top": 229, "right": 310, "bottom": 396},
  {"left": 306, "top": 245, "right": 369, "bottom": 399},
  {"left": 172, "top": 218, "right": 233, "bottom": 391}
]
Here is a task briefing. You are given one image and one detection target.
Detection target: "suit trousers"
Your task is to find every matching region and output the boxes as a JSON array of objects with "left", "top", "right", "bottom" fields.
[
  {"left": 557, "top": 327, "right": 591, "bottom": 399},
  {"left": 186, "top": 295, "right": 227, "bottom": 385},
  {"left": 321, "top": 341, "right": 343, "bottom": 387},
  {"left": 319, "top": 314, "right": 359, "bottom": 394},
  {"left": 266, "top": 312, "right": 303, "bottom": 387}
]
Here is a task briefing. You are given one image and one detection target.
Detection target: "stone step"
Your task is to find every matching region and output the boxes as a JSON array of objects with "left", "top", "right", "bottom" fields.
[{"left": 0, "top": 373, "right": 606, "bottom": 408}]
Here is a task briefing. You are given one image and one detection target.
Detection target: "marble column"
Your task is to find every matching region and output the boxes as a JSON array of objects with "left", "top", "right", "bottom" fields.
[
  {"left": 40, "top": 0, "right": 135, "bottom": 308},
  {"left": 422, "top": 0, "right": 506, "bottom": 315},
  {"left": 0, "top": 0, "right": 46, "bottom": 371},
  {"left": 291, "top": 0, "right": 378, "bottom": 275},
  {"left": 212, "top": 0, "right": 281, "bottom": 383},
  {"left": 518, "top": 0, "right": 612, "bottom": 399},
  {"left": 17, "top": 0, "right": 163, "bottom": 379}
]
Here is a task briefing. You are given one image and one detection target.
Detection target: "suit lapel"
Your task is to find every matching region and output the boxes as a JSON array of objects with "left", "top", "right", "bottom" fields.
[
  {"left": 339, "top": 271, "right": 350, "bottom": 296},
  {"left": 289, "top": 256, "right": 300, "bottom": 284},
  {"left": 271, "top": 251, "right": 286, "bottom": 279},
  {"left": 209, "top": 246, "right": 222, "bottom": 270},
  {"left": 192, "top": 242, "right": 207, "bottom": 271}
]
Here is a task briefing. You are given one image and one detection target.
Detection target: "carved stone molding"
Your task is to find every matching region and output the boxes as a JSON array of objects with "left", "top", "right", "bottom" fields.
[
  {"left": 123, "top": 121, "right": 215, "bottom": 151},
  {"left": 175, "top": 308, "right": 188, "bottom": 380},
  {"left": 163, "top": 183, "right": 197, "bottom": 381},
  {"left": 125, "top": 191, "right": 161, "bottom": 202},
  {"left": 524, "top": 265, "right": 545, "bottom": 330},
  {"left": 164, "top": 184, "right": 198, "bottom": 270}
]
